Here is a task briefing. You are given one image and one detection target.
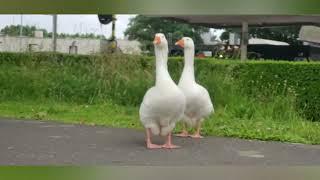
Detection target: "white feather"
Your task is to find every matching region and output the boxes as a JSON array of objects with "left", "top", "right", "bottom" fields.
[
  {"left": 178, "top": 37, "right": 214, "bottom": 127},
  {"left": 139, "top": 33, "right": 186, "bottom": 136}
]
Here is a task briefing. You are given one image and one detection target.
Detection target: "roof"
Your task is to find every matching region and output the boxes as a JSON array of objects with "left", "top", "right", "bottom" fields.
[
  {"left": 299, "top": 25, "right": 320, "bottom": 44},
  {"left": 249, "top": 38, "right": 289, "bottom": 46},
  {"left": 162, "top": 15, "right": 320, "bottom": 28}
]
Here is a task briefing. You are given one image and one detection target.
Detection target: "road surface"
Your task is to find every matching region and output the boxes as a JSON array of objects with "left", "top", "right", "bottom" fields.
[{"left": 1, "top": 118, "right": 320, "bottom": 165}]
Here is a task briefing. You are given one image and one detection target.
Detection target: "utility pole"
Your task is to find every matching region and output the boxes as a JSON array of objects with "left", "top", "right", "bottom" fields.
[
  {"left": 19, "top": 15, "right": 23, "bottom": 52},
  {"left": 52, "top": 14, "right": 57, "bottom": 52},
  {"left": 109, "top": 15, "right": 117, "bottom": 53},
  {"left": 111, "top": 15, "right": 116, "bottom": 41},
  {"left": 97, "top": 14, "right": 117, "bottom": 53},
  {"left": 240, "top": 21, "right": 248, "bottom": 61}
]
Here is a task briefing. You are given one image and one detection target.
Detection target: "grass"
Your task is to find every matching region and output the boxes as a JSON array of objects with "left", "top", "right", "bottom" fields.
[
  {"left": 0, "top": 100, "right": 140, "bottom": 129},
  {"left": 1, "top": 99, "right": 320, "bottom": 145},
  {"left": 0, "top": 52, "right": 320, "bottom": 145}
]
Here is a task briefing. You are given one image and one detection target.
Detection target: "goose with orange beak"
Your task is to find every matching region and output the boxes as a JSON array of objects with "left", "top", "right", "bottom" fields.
[
  {"left": 139, "top": 33, "right": 186, "bottom": 149},
  {"left": 175, "top": 37, "right": 214, "bottom": 138}
]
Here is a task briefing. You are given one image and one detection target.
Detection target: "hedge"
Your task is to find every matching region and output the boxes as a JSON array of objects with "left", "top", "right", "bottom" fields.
[
  {"left": 0, "top": 52, "right": 319, "bottom": 120},
  {"left": 235, "top": 61, "right": 320, "bottom": 121}
]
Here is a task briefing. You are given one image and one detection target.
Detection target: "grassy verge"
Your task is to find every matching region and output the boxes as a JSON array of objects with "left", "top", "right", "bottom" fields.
[
  {"left": 1, "top": 52, "right": 319, "bottom": 145},
  {"left": 0, "top": 100, "right": 140, "bottom": 129},
  {"left": 1, "top": 100, "right": 320, "bottom": 145}
]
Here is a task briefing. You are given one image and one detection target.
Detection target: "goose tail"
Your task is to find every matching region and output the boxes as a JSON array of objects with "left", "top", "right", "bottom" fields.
[
  {"left": 160, "top": 123, "right": 176, "bottom": 136},
  {"left": 147, "top": 123, "right": 160, "bottom": 136}
]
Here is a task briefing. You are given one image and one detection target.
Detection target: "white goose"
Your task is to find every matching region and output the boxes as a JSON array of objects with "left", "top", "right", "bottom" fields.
[
  {"left": 175, "top": 37, "right": 214, "bottom": 138},
  {"left": 139, "top": 33, "right": 186, "bottom": 149}
]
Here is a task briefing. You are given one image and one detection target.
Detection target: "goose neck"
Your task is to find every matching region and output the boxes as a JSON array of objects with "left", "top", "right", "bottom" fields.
[
  {"left": 155, "top": 47, "right": 172, "bottom": 86},
  {"left": 181, "top": 48, "right": 195, "bottom": 82}
]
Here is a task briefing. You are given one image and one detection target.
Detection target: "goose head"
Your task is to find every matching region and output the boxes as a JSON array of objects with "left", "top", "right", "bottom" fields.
[
  {"left": 153, "top": 33, "right": 168, "bottom": 50},
  {"left": 175, "top": 37, "right": 194, "bottom": 50}
]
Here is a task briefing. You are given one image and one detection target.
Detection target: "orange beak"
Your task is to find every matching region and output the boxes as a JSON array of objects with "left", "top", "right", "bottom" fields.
[
  {"left": 175, "top": 39, "right": 184, "bottom": 48},
  {"left": 153, "top": 36, "right": 161, "bottom": 44}
]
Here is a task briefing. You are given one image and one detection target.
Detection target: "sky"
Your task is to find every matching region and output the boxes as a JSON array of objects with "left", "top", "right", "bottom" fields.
[
  {"left": 0, "top": 14, "right": 134, "bottom": 39},
  {"left": 0, "top": 14, "right": 223, "bottom": 39}
]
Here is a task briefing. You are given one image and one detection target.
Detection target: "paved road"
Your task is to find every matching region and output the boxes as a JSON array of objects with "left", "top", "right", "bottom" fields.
[{"left": 1, "top": 118, "right": 320, "bottom": 165}]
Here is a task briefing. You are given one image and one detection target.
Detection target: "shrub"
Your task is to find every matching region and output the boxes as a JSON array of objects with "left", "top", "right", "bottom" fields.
[
  {"left": 233, "top": 61, "right": 320, "bottom": 121},
  {"left": 0, "top": 52, "right": 319, "bottom": 120}
]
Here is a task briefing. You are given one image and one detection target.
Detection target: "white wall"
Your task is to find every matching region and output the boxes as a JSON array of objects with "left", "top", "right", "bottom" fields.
[
  {"left": 117, "top": 39, "right": 141, "bottom": 54},
  {"left": 56, "top": 38, "right": 101, "bottom": 54},
  {"left": 0, "top": 36, "right": 142, "bottom": 55},
  {"left": 0, "top": 36, "right": 101, "bottom": 55}
]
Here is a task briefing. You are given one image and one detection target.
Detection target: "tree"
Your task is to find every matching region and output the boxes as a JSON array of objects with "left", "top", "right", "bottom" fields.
[
  {"left": 0, "top": 25, "right": 104, "bottom": 39},
  {"left": 1, "top": 25, "right": 39, "bottom": 37},
  {"left": 124, "top": 15, "right": 210, "bottom": 52},
  {"left": 220, "top": 26, "right": 302, "bottom": 45}
]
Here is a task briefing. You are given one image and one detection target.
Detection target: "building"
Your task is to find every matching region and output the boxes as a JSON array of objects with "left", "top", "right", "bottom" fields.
[
  {"left": 224, "top": 33, "right": 299, "bottom": 60},
  {"left": 162, "top": 15, "right": 320, "bottom": 60},
  {"left": 0, "top": 32, "right": 141, "bottom": 55}
]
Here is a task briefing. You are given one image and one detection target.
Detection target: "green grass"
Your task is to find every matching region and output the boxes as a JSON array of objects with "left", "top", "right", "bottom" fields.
[
  {"left": 1, "top": 99, "right": 320, "bottom": 145},
  {"left": 0, "top": 52, "right": 320, "bottom": 145},
  {"left": 0, "top": 100, "right": 140, "bottom": 129}
]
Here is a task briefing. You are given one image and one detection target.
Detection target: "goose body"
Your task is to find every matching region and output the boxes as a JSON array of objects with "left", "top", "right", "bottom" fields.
[
  {"left": 178, "top": 78, "right": 213, "bottom": 127},
  {"left": 176, "top": 37, "right": 214, "bottom": 138},
  {"left": 139, "top": 33, "right": 185, "bottom": 148},
  {"left": 140, "top": 80, "right": 185, "bottom": 136}
]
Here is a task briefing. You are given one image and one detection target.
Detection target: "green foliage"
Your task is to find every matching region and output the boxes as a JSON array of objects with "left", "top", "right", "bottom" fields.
[
  {"left": 1, "top": 25, "right": 39, "bottom": 37},
  {"left": 1, "top": 99, "right": 320, "bottom": 144},
  {"left": 234, "top": 61, "right": 320, "bottom": 121},
  {"left": 0, "top": 25, "right": 104, "bottom": 39},
  {"left": 58, "top": 33, "right": 104, "bottom": 39},
  {"left": 0, "top": 52, "right": 153, "bottom": 105},
  {"left": 0, "top": 52, "right": 319, "bottom": 121},
  {"left": 124, "top": 15, "right": 210, "bottom": 52},
  {"left": 1, "top": 52, "right": 320, "bottom": 144}
]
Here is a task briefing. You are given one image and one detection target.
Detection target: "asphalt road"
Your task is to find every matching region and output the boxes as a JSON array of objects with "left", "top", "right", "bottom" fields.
[{"left": 1, "top": 118, "right": 320, "bottom": 165}]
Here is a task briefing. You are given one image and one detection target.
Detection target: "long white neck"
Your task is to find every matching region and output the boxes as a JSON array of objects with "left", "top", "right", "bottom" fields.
[
  {"left": 155, "top": 46, "right": 172, "bottom": 86},
  {"left": 180, "top": 47, "right": 195, "bottom": 83}
]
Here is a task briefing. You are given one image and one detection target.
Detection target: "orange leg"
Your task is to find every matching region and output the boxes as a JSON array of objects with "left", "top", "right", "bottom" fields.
[
  {"left": 146, "top": 128, "right": 162, "bottom": 149},
  {"left": 162, "top": 132, "right": 180, "bottom": 149},
  {"left": 176, "top": 122, "right": 189, "bottom": 137},
  {"left": 189, "top": 120, "right": 204, "bottom": 139}
]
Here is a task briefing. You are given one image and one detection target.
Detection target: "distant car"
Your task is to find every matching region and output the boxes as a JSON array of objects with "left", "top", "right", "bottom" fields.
[
  {"left": 169, "top": 46, "right": 183, "bottom": 56},
  {"left": 293, "top": 57, "right": 307, "bottom": 61},
  {"left": 196, "top": 51, "right": 212, "bottom": 58}
]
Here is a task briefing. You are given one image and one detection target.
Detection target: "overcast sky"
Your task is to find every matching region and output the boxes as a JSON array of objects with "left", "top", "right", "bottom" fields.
[
  {"left": 0, "top": 14, "right": 135, "bottom": 39},
  {"left": 0, "top": 14, "right": 223, "bottom": 39}
]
